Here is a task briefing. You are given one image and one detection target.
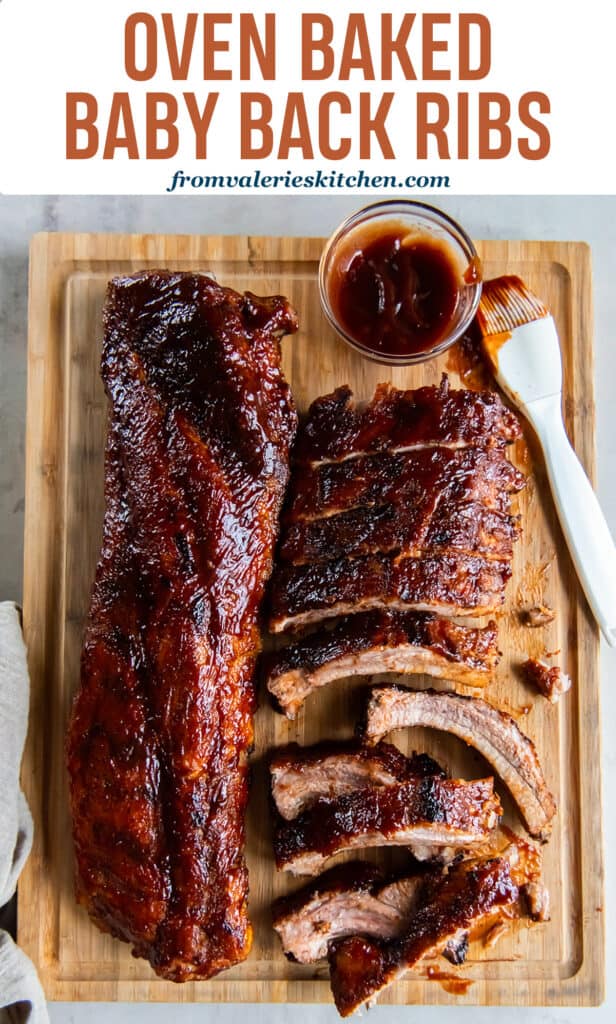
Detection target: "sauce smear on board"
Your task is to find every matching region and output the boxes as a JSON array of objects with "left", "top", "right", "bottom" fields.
[{"left": 326, "top": 222, "right": 465, "bottom": 358}]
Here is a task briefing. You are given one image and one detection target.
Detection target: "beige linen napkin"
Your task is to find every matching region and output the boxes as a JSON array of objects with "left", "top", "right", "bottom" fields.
[{"left": 0, "top": 602, "right": 48, "bottom": 1024}]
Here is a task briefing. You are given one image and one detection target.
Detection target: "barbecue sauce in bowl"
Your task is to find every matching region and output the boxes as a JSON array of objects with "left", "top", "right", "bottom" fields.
[
  {"left": 319, "top": 204, "right": 482, "bottom": 365},
  {"left": 328, "top": 226, "right": 462, "bottom": 358}
]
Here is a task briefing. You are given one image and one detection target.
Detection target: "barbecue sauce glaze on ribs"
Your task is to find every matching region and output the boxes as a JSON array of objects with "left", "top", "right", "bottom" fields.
[
  {"left": 364, "top": 687, "right": 557, "bottom": 841},
  {"left": 270, "top": 740, "right": 446, "bottom": 820},
  {"left": 329, "top": 855, "right": 519, "bottom": 1016},
  {"left": 293, "top": 380, "right": 521, "bottom": 464},
  {"left": 67, "top": 272, "right": 297, "bottom": 981}
]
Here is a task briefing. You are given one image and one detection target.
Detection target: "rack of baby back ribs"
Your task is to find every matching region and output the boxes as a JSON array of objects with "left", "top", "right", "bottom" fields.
[{"left": 262, "top": 377, "right": 557, "bottom": 1017}]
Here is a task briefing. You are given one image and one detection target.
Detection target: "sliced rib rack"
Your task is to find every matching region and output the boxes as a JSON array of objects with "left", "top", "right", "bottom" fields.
[
  {"left": 267, "top": 377, "right": 523, "bottom": 668},
  {"left": 292, "top": 380, "right": 521, "bottom": 464},
  {"left": 67, "top": 272, "right": 297, "bottom": 981},
  {"left": 272, "top": 862, "right": 425, "bottom": 964},
  {"left": 270, "top": 551, "right": 512, "bottom": 633},
  {"left": 270, "top": 740, "right": 446, "bottom": 821},
  {"left": 273, "top": 830, "right": 546, "bottom": 972}
]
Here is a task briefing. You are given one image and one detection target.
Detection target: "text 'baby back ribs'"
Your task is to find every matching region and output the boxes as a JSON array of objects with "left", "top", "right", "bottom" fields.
[
  {"left": 67, "top": 272, "right": 297, "bottom": 981},
  {"left": 268, "top": 377, "right": 523, "bottom": 636}
]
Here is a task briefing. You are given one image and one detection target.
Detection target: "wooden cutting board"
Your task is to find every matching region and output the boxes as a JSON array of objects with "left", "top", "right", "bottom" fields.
[{"left": 20, "top": 232, "right": 604, "bottom": 1006}]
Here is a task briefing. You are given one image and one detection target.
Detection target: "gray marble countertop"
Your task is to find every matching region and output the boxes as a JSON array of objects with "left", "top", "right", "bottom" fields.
[{"left": 0, "top": 195, "right": 613, "bottom": 1024}]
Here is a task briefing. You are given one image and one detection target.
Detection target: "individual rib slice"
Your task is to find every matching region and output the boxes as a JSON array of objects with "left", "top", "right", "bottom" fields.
[
  {"left": 284, "top": 446, "right": 525, "bottom": 523},
  {"left": 272, "top": 862, "right": 425, "bottom": 963},
  {"left": 270, "top": 740, "right": 445, "bottom": 820},
  {"left": 293, "top": 378, "right": 521, "bottom": 465},
  {"left": 279, "top": 500, "right": 520, "bottom": 565},
  {"left": 328, "top": 833, "right": 542, "bottom": 1016},
  {"left": 67, "top": 272, "right": 297, "bottom": 981},
  {"left": 269, "top": 552, "right": 511, "bottom": 633},
  {"left": 273, "top": 775, "right": 502, "bottom": 875},
  {"left": 264, "top": 613, "right": 499, "bottom": 718},
  {"left": 364, "top": 687, "right": 556, "bottom": 841}
]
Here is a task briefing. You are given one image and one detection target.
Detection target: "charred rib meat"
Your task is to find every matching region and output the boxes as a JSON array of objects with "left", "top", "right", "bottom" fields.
[
  {"left": 280, "top": 500, "right": 520, "bottom": 565},
  {"left": 269, "top": 551, "right": 512, "bottom": 633},
  {"left": 522, "top": 658, "right": 571, "bottom": 704},
  {"left": 272, "top": 862, "right": 424, "bottom": 963},
  {"left": 269, "top": 378, "right": 523, "bottom": 636},
  {"left": 283, "top": 446, "right": 525, "bottom": 524},
  {"left": 273, "top": 830, "right": 545, "bottom": 973},
  {"left": 293, "top": 379, "right": 521, "bottom": 465}
]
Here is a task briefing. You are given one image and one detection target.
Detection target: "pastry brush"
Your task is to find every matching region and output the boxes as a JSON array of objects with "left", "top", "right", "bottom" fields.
[{"left": 477, "top": 275, "right": 616, "bottom": 646}]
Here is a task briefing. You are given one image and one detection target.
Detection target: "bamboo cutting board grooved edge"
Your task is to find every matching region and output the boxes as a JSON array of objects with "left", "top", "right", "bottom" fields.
[{"left": 20, "top": 232, "right": 604, "bottom": 1005}]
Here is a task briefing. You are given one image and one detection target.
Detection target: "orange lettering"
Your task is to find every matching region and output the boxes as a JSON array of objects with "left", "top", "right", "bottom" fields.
[
  {"left": 319, "top": 93, "right": 352, "bottom": 160},
  {"left": 184, "top": 93, "right": 219, "bottom": 159},
  {"left": 381, "top": 14, "right": 417, "bottom": 80},
  {"left": 459, "top": 14, "right": 491, "bottom": 80},
  {"left": 125, "top": 13, "right": 157, "bottom": 81},
  {"left": 278, "top": 93, "right": 314, "bottom": 158},
  {"left": 340, "top": 15, "right": 375, "bottom": 80},
  {"left": 422, "top": 14, "right": 450, "bottom": 80},
  {"left": 457, "top": 92, "right": 469, "bottom": 159},
  {"left": 478, "top": 93, "right": 511, "bottom": 158},
  {"left": 239, "top": 13, "right": 276, "bottom": 80},
  {"left": 103, "top": 93, "right": 139, "bottom": 159},
  {"left": 518, "top": 92, "right": 550, "bottom": 159},
  {"left": 161, "top": 13, "right": 198, "bottom": 80},
  {"left": 302, "top": 14, "right": 334, "bottom": 80},
  {"left": 359, "top": 93, "right": 395, "bottom": 159},
  {"left": 66, "top": 93, "right": 99, "bottom": 159},
  {"left": 241, "top": 93, "right": 273, "bottom": 157},
  {"left": 204, "top": 14, "right": 232, "bottom": 80},
  {"left": 417, "top": 93, "right": 450, "bottom": 158},
  {"left": 146, "top": 93, "right": 178, "bottom": 159}
]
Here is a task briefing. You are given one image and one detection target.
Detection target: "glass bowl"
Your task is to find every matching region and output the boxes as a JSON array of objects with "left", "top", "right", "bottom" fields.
[{"left": 318, "top": 200, "right": 482, "bottom": 366}]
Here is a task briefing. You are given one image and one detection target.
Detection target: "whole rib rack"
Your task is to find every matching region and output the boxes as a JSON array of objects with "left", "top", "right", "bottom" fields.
[{"left": 67, "top": 271, "right": 297, "bottom": 981}]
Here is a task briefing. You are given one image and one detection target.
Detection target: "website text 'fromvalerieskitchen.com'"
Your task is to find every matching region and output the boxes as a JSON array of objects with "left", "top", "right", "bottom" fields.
[{"left": 165, "top": 168, "right": 451, "bottom": 193}]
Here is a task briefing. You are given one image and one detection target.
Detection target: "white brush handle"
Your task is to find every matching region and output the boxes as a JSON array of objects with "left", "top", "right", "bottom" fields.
[{"left": 525, "top": 394, "right": 616, "bottom": 646}]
